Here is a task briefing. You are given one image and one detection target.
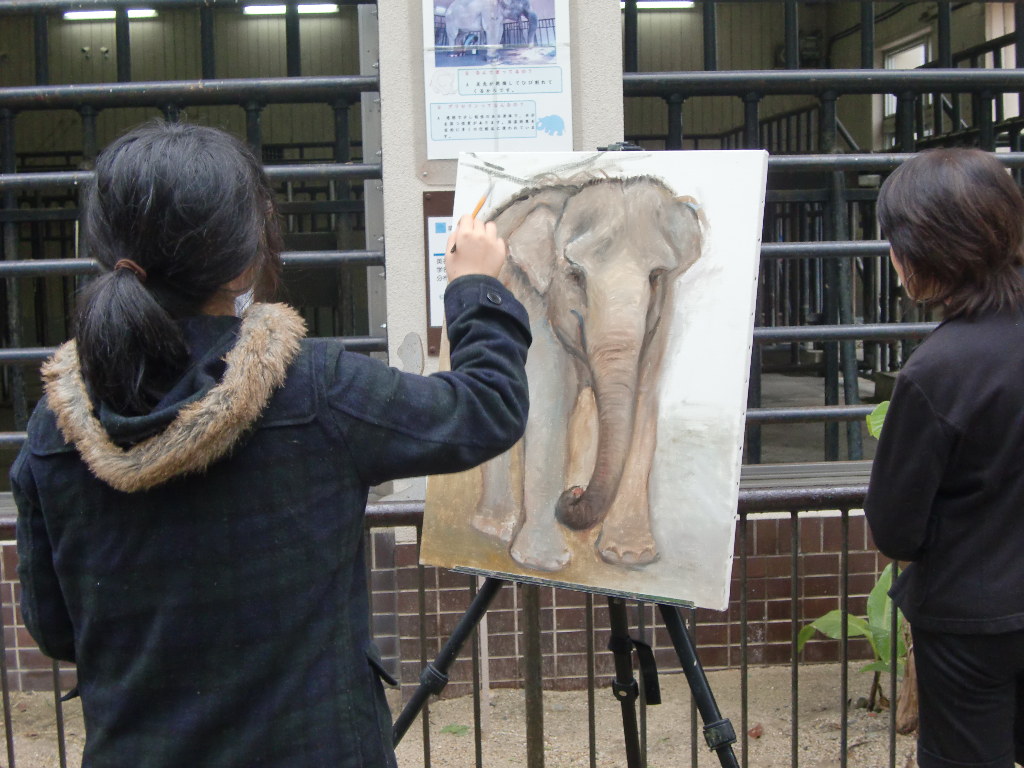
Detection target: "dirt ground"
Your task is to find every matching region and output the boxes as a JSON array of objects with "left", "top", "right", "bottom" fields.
[{"left": 4, "top": 663, "right": 916, "bottom": 767}]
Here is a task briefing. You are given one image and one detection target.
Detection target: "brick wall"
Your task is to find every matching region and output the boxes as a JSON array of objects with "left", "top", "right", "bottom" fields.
[
  {"left": 0, "top": 510, "right": 888, "bottom": 696},
  {"left": 369, "top": 510, "right": 888, "bottom": 699}
]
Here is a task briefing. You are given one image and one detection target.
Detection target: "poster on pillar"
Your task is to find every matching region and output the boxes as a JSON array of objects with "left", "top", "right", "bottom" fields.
[
  {"left": 420, "top": 149, "right": 769, "bottom": 610},
  {"left": 423, "top": 0, "right": 573, "bottom": 160}
]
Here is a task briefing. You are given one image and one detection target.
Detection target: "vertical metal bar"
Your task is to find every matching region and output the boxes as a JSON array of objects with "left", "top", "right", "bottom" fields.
[
  {"left": 161, "top": 103, "right": 181, "bottom": 123},
  {"left": 979, "top": 91, "right": 995, "bottom": 151},
  {"left": 0, "top": 578, "right": 14, "bottom": 768},
  {"left": 115, "top": 7, "right": 131, "bottom": 82},
  {"left": 635, "top": 601, "right": 647, "bottom": 765},
  {"left": 285, "top": 0, "right": 301, "bottom": 77},
  {"left": 666, "top": 94, "right": 684, "bottom": 150},
  {"left": 820, "top": 95, "right": 840, "bottom": 461},
  {"left": 245, "top": 102, "right": 263, "bottom": 159},
  {"left": 80, "top": 106, "right": 99, "bottom": 166},
  {"left": 745, "top": 92, "right": 763, "bottom": 465},
  {"left": 689, "top": 606, "right": 698, "bottom": 767},
  {"left": 832, "top": 173, "right": 862, "bottom": 461},
  {"left": 624, "top": 0, "right": 638, "bottom": 73},
  {"left": 739, "top": 512, "right": 749, "bottom": 768},
  {"left": 417, "top": 561, "right": 432, "bottom": 767},
  {"left": 840, "top": 510, "right": 850, "bottom": 768},
  {"left": 895, "top": 93, "right": 915, "bottom": 153},
  {"left": 523, "top": 585, "right": 545, "bottom": 768},
  {"left": 1, "top": 108, "right": 27, "bottom": 432},
  {"left": 51, "top": 661, "right": 68, "bottom": 768},
  {"left": 200, "top": 6, "right": 216, "bottom": 79},
  {"left": 33, "top": 12, "right": 49, "bottom": 85},
  {"left": 789, "top": 511, "right": 800, "bottom": 768},
  {"left": 586, "top": 593, "right": 597, "bottom": 768},
  {"left": 859, "top": 1, "right": 874, "bottom": 69},
  {"left": 702, "top": 0, "right": 717, "bottom": 71},
  {"left": 784, "top": 0, "right": 798, "bottom": 69},
  {"left": 1016, "top": 2, "right": 1024, "bottom": 119},
  {"left": 889, "top": 561, "right": 900, "bottom": 768},
  {"left": 743, "top": 94, "right": 760, "bottom": 149},
  {"left": 469, "top": 582, "right": 484, "bottom": 768}
]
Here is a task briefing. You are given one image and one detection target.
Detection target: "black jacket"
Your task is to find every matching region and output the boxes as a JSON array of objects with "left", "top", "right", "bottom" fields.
[
  {"left": 11, "top": 275, "right": 530, "bottom": 767},
  {"left": 865, "top": 306, "right": 1024, "bottom": 633}
]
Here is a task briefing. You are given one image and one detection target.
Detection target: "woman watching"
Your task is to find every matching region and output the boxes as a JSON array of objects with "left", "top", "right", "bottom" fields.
[{"left": 866, "top": 147, "right": 1024, "bottom": 768}]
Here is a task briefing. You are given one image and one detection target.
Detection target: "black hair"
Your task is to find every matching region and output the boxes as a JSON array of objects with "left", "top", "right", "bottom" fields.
[
  {"left": 75, "top": 120, "right": 283, "bottom": 415},
  {"left": 877, "top": 148, "right": 1024, "bottom": 319}
]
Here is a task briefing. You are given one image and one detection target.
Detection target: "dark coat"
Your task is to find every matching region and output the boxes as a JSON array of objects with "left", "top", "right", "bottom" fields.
[
  {"left": 865, "top": 306, "right": 1024, "bottom": 634},
  {"left": 11, "top": 274, "right": 531, "bottom": 767}
]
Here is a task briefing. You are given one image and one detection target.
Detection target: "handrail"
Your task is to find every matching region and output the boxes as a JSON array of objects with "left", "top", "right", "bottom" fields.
[
  {"left": 0, "top": 162, "right": 382, "bottom": 191},
  {"left": 623, "top": 68, "right": 1024, "bottom": 97},
  {"left": 0, "top": 76, "right": 379, "bottom": 110},
  {"left": 0, "top": 0, "right": 368, "bottom": 10}
]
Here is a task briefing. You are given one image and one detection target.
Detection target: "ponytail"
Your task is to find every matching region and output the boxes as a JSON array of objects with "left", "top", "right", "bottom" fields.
[
  {"left": 75, "top": 266, "right": 189, "bottom": 415},
  {"left": 75, "top": 120, "right": 282, "bottom": 415}
]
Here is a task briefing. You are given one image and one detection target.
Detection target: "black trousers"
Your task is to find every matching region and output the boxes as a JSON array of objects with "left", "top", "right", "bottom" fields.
[{"left": 913, "top": 625, "right": 1024, "bottom": 768}]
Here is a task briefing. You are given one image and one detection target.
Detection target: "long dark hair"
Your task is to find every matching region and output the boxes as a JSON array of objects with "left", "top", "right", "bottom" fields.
[
  {"left": 877, "top": 147, "right": 1024, "bottom": 319},
  {"left": 76, "top": 120, "right": 283, "bottom": 415}
]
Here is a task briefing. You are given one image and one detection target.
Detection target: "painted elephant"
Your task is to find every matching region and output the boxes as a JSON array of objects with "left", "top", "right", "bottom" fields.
[
  {"left": 444, "top": 0, "right": 538, "bottom": 58},
  {"left": 471, "top": 175, "right": 704, "bottom": 572}
]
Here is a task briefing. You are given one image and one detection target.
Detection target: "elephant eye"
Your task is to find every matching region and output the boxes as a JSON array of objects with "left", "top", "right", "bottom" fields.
[{"left": 566, "top": 262, "right": 586, "bottom": 289}]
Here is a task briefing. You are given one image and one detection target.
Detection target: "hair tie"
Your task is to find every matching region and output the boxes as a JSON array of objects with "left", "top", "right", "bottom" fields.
[{"left": 114, "top": 259, "right": 147, "bottom": 283}]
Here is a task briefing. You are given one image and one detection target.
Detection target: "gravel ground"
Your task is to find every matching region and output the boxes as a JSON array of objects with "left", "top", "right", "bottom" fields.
[
  {"left": 4, "top": 663, "right": 916, "bottom": 767},
  {"left": 395, "top": 663, "right": 916, "bottom": 767}
]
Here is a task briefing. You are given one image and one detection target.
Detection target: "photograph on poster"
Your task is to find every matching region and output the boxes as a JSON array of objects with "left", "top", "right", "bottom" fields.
[
  {"left": 431, "top": 0, "right": 558, "bottom": 68},
  {"left": 422, "top": 0, "right": 572, "bottom": 159},
  {"left": 420, "top": 150, "right": 769, "bottom": 610}
]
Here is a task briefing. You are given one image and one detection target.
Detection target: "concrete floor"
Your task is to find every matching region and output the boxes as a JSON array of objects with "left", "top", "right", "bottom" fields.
[{"left": 754, "top": 372, "right": 878, "bottom": 465}]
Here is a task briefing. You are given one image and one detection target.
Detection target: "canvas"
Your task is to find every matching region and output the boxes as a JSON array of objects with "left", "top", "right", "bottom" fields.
[{"left": 421, "top": 150, "right": 768, "bottom": 610}]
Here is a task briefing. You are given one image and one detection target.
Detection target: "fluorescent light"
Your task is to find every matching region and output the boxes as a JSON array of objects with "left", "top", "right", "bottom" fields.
[
  {"left": 620, "top": 1, "right": 695, "bottom": 9},
  {"left": 242, "top": 3, "right": 339, "bottom": 14},
  {"left": 63, "top": 8, "right": 157, "bottom": 20}
]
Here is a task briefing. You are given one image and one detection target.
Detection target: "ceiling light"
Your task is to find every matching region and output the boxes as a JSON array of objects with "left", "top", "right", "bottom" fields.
[
  {"left": 620, "top": 1, "right": 696, "bottom": 9},
  {"left": 242, "top": 4, "right": 339, "bottom": 15},
  {"left": 63, "top": 8, "right": 157, "bottom": 20}
]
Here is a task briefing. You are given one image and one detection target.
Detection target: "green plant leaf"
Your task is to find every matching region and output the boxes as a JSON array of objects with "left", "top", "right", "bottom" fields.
[
  {"left": 440, "top": 724, "right": 470, "bottom": 736},
  {"left": 867, "top": 401, "right": 889, "bottom": 439},
  {"left": 859, "top": 660, "right": 891, "bottom": 674},
  {"left": 796, "top": 610, "right": 871, "bottom": 651}
]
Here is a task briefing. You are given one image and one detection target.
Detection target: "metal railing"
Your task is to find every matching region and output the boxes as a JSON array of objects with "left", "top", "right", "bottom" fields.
[{"left": 0, "top": 477, "right": 907, "bottom": 768}]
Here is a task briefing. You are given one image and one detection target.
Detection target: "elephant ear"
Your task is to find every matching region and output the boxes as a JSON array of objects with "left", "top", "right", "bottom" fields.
[
  {"left": 490, "top": 187, "right": 573, "bottom": 295},
  {"left": 663, "top": 194, "right": 706, "bottom": 274}
]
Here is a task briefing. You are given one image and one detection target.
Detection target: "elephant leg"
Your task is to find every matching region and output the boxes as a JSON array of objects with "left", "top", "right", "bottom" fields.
[
  {"left": 508, "top": 327, "right": 575, "bottom": 572},
  {"left": 595, "top": 380, "right": 659, "bottom": 566},
  {"left": 564, "top": 386, "right": 597, "bottom": 490},
  {"left": 472, "top": 441, "right": 522, "bottom": 544}
]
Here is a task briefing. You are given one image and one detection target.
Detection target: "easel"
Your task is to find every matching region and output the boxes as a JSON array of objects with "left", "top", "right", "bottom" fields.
[{"left": 392, "top": 576, "right": 739, "bottom": 768}]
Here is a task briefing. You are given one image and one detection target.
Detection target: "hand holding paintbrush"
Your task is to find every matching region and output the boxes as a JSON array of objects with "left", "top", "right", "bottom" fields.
[{"left": 445, "top": 187, "right": 506, "bottom": 281}]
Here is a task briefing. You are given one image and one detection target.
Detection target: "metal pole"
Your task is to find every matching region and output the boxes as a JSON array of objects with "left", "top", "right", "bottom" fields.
[
  {"left": 607, "top": 597, "right": 643, "bottom": 768},
  {"left": 702, "top": 0, "right": 717, "bottom": 71},
  {"left": 285, "top": 1, "right": 301, "bottom": 77},
  {"left": 624, "top": 0, "right": 638, "bottom": 74},
  {"left": 115, "top": 6, "right": 131, "bottom": 82},
  {"left": 935, "top": 2, "right": 951, "bottom": 136},
  {"left": 859, "top": 1, "right": 873, "bottom": 70},
  {"left": 666, "top": 93, "right": 684, "bottom": 150},
  {"left": 832, "top": 171, "right": 862, "bottom": 460},
  {"left": 200, "top": 5, "right": 216, "bottom": 79},
  {"left": 523, "top": 584, "right": 545, "bottom": 768},
  {"left": 33, "top": 12, "right": 49, "bottom": 85},
  {"left": 784, "top": 0, "right": 798, "bottom": 69},
  {"left": 245, "top": 101, "right": 263, "bottom": 158},
  {"left": 1, "top": 108, "right": 27, "bottom": 431}
]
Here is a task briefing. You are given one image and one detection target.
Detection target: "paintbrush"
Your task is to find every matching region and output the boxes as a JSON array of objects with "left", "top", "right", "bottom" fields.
[{"left": 450, "top": 181, "right": 495, "bottom": 253}]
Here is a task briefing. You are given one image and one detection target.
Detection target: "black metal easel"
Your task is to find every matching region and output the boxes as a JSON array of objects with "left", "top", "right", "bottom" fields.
[{"left": 392, "top": 576, "right": 739, "bottom": 768}]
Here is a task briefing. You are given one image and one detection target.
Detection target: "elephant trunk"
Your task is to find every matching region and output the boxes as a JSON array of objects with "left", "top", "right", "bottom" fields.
[{"left": 555, "top": 340, "right": 642, "bottom": 531}]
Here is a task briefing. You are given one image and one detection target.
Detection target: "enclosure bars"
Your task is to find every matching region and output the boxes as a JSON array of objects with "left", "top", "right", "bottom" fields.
[{"left": 0, "top": 0, "right": 376, "bottom": 86}]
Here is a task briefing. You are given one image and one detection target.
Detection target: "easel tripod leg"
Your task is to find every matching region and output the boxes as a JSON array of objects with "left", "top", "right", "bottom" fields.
[
  {"left": 607, "top": 597, "right": 644, "bottom": 768},
  {"left": 392, "top": 576, "right": 505, "bottom": 746},
  {"left": 658, "top": 603, "right": 740, "bottom": 768}
]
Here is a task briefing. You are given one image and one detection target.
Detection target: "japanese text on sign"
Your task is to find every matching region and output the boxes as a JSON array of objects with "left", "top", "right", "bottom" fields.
[
  {"left": 430, "top": 101, "right": 537, "bottom": 142},
  {"left": 457, "top": 67, "right": 563, "bottom": 96}
]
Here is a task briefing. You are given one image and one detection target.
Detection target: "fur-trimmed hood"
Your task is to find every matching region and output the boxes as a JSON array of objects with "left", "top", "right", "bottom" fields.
[{"left": 41, "top": 303, "right": 306, "bottom": 493}]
